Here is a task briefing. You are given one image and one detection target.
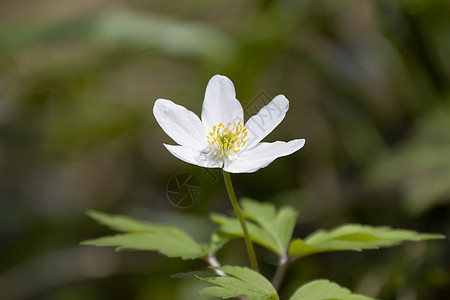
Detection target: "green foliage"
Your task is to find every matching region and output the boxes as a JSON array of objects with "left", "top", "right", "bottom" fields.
[
  {"left": 242, "top": 198, "right": 297, "bottom": 255},
  {"left": 174, "top": 266, "right": 279, "bottom": 300},
  {"left": 1, "top": 0, "right": 449, "bottom": 298},
  {"left": 211, "top": 198, "right": 297, "bottom": 256},
  {"left": 208, "top": 231, "right": 235, "bottom": 254},
  {"left": 289, "top": 224, "right": 445, "bottom": 259},
  {"left": 83, "top": 205, "right": 445, "bottom": 298},
  {"left": 289, "top": 279, "right": 375, "bottom": 300},
  {"left": 81, "top": 210, "right": 208, "bottom": 260},
  {"left": 173, "top": 267, "right": 376, "bottom": 300},
  {"left": 211, "top": 213, "right": 282, "bottom": 256},
  {"left": 212, "top": 200, "right": 444, "bottom": 260}
]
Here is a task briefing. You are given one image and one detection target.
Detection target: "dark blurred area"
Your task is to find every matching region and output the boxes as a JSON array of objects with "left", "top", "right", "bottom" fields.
[{"left": 0, "top": 0, "right": 449, "bottom": 299}]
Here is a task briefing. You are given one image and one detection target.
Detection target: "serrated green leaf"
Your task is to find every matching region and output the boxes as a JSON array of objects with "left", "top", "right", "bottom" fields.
[
  {"left": 288, "top": 239, "right": 324, "bottom": 258},
  {"left": 289, "top": 224, "right": 445, "bottom": 259},
  {"left": 209, "top": 230, "right": 234, "bottom": 254},
  {"left": 181, "top": 266, "right": 279, "bottom": 300},
  {"left": 86, "top": 210, "right": 158, "bottom": 233},
  {"left": 82, "top": 211, "right": 208, "bottom": 260},
  {"left": 210, "top": 213, "right": 281, "bottom": 255},
  {"left": 274, "top": 206, "right": 298, "bottom": 251},
  {"left": 211, "top": 199, "right": 298, "bottom": 256},
  {"left": 289, "top": 279, "right": 375, "bottom": 300},
  {"left": 242, "top": 198, "right": 297, "bottom": 254}
]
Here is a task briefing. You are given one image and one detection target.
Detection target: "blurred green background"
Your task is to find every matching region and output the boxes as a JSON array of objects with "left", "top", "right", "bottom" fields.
[{"left": 0, "top": 0, "right": 449, "bottom": 299}]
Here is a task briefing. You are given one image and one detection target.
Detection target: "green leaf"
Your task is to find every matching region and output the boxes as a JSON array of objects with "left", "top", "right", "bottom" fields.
[
  {"left": 242, "top": 198, "right": 297, "bottom": 254},
  {"left": 176, "top": 266, "right": 279, "bottom": 300},
  {"left": 210, "top": 213, "right": 281, "bottom": 255},
  {"left": 86, "top": 210, "right": 159, "bottom": 233},
  {"left": 81, "top": 211, "right": 207, "bottom": 260},
  {"left": 211, "top": 199, "right": 298, "bottom": 256},
  {"left": 209, "top": 230, "right": 234, "bottom": 254},
  {"left": 289, "top": 224, "right": 445, "bottom": 259},
  {"left": 289, "top": 279, "right": 375, "bottom": 300}
]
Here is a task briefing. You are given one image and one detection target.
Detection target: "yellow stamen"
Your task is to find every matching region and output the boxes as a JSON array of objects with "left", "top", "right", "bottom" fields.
[{"left": 205, "top": 121, "right": 248, "bottom": 158}]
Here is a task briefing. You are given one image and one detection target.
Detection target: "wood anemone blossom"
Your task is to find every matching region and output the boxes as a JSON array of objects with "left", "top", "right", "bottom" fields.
[{"left": 153, "top": 75, "right": 305, "bottom": 173}]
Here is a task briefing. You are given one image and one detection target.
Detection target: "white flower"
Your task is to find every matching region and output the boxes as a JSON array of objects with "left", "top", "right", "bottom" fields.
[{"left": 153, "top": 75, "right": 305, "bottom": 173}]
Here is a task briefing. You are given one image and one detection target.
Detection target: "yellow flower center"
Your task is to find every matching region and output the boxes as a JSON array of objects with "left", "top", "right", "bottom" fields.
[{"left": 206, "top": 121, "right": 248, "bottom": 158}]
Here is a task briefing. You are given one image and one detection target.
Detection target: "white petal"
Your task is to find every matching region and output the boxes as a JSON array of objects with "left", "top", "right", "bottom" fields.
[
  {"left": 154, "top": 99, "right": 206, "bottom": 150},
  {"left": 164, "top": 144, "right": 223, "bottom": 169},
  {"left": 224, "top": 139, "right": 305, "bottom": 173},
  {"left": 201, "top": 75, "right": 244, "bottom": 131},
  {"left": 244, "top": 95, "right": 289, "bottom": 149}
]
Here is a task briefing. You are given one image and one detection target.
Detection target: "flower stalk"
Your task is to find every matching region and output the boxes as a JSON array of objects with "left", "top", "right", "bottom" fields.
[{"left": 222, "top": 171, "right": 259, "bottom": 272}]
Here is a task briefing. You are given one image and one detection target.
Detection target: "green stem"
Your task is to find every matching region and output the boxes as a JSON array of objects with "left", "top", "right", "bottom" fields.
[
  {"left": 272, "top": 254, "right": 290, "bottom": 291},
  {"left": 222, "top": 171, "right": 259, "bottom": 272}
]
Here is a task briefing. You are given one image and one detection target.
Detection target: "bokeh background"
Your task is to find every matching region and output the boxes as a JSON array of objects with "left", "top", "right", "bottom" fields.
[{"left": 0, "top": 0, "right": 449, "bottom": 299}]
